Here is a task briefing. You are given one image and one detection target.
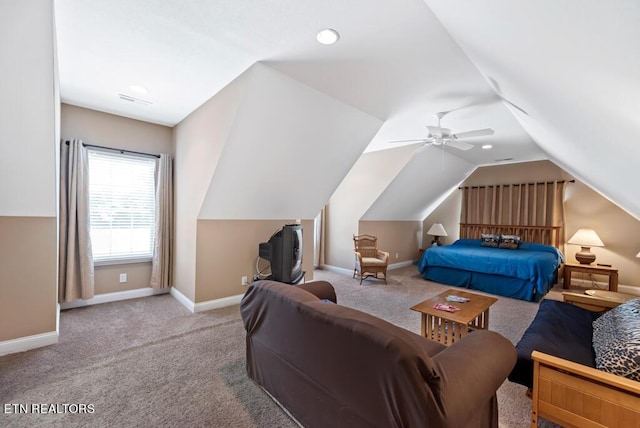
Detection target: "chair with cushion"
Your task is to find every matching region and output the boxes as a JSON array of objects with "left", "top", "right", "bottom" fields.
[{"left": 353, "top": 234, "right": 389, "bottom": 284}]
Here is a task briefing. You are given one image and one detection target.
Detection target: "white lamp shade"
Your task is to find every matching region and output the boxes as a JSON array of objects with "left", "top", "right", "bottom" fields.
[
  {"left": 636, "top": 251, "right": 640, "bottom": 258},
  {"left": 427, "top": 223, "right": 448, "bottom": 237},
  {"left": 567, "top": 228, "right": 604, "bottom": 247}
]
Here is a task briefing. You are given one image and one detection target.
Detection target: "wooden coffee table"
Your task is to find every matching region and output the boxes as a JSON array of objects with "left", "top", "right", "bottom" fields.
[{"left": 410, "top": 289, "right": 498, "bottom": 346}]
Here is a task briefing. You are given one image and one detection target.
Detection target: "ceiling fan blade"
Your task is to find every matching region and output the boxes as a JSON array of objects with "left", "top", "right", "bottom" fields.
[
  {"left": 388, "top": 138, "right": 430, "bottom": 144},
  {"left": 453, "top": 128, "right": 494, "bottom": 139},
  {"left": 447, "top": 140, "right": 474, "bottom": 151}
]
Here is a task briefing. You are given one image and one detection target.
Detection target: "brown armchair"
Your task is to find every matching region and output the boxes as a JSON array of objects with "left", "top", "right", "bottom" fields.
[{"left": 353, "top": 234, "right": 389, "bottom": 284}]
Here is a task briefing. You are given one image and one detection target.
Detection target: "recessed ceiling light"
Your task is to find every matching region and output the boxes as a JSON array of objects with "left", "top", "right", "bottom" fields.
[
  {"left": 316, "top": 28, "right": 340, "bottom": 45},
  {"left": 482, "top": 144, "right": 493, "bottom": 150},
  {"left": 128, "top": 85, "right": 149, "bottom": 94}
]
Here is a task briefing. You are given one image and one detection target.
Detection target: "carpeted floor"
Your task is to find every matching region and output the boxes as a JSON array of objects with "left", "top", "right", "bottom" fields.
[{"left": 0, "top": 265, "right": 560, "bottom": 427}]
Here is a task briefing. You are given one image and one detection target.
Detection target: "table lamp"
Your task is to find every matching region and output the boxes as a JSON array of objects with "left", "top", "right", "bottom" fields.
[
  {"left": 427, "top": 223, "right": 447, "bottom": 247},
  {"left": 567, "top": 228, "right": 604, "bottom": 264}
]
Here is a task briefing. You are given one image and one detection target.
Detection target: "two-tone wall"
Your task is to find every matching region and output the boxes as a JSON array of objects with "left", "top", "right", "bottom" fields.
[
  {"left": 173, "top": 62, "right": 381, "bottom": 306},
  {"left": 60, "top": 104, "right": 173, "bottom": 295},
  {"left": 0, "top": 0, "right": 58, "bottom": 346}
]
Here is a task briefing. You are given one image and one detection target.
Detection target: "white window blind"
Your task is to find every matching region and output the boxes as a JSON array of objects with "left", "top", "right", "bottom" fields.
[{"left": 88, "top": 150, "right": 156, "bottom": 262}]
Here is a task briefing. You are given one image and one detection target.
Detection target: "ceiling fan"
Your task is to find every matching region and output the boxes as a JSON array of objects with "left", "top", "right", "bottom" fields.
[{"left": 389, "top": 111, "right": 494, "bottom": 151}]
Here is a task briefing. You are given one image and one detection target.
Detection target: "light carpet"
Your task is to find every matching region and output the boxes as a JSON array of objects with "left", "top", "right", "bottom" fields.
[{"left": 0, "top": 265, "right": 561, "bottom": 427}]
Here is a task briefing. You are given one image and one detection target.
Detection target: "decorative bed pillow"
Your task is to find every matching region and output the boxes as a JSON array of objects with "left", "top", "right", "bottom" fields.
[
  {"left": 592, "top": 298, "right": 640, "bottom": 382},
  {"left": 480, "top": 233, "right": 500, "bottom": 248},
  {"left": 499, "top": 234, "right": 521, "bottom": 250}
]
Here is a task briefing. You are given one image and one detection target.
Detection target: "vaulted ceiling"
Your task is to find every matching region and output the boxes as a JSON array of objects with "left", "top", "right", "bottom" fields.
[{"left": 54, "top": 0, "right": 640, "bottom": 221}]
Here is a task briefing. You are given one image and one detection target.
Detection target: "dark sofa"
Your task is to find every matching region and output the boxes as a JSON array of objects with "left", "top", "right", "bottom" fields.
[
  {"left": 240, "top": 280, "right": 517, "bottom": 428},
  {"left": 508, "top": 292, "right": 640, "bottom": 427},
  {"left": 508, "top": 298, "right": 600, "bottom": 389}
]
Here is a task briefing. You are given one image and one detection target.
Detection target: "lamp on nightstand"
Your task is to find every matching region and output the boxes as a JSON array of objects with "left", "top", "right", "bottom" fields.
[
  {"left": 567, "top": 228, "right": 604, "bottom": 264},
  {"left": 427, "top": 223, "right": 447, "bottom": 247}
]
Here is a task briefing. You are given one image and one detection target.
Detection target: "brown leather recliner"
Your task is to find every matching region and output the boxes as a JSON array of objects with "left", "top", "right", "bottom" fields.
[{"left": 240, "top": 280, "right": 517, "bottom": 428}]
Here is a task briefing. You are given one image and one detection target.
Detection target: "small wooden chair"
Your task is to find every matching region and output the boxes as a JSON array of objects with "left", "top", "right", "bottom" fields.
[{"left": 353, "top": 234, "right": 389, "bottom": 284}]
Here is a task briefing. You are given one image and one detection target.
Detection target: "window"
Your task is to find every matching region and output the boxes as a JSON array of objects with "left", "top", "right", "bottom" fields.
[{"left": 88, "top": 150, "right": 156, "bottom": 263}]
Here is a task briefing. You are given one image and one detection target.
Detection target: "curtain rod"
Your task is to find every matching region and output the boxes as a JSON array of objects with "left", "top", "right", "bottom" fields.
[
  {"left": 458, "top": 179, "right": 574, "bottom": 190},
  {"left": 65, "top": 140, "right": 160, "bottom": 159}
]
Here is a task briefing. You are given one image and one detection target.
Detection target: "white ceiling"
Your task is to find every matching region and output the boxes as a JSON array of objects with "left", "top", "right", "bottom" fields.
[{"left": 54, "top": 0, "right": 640, "bottom": 220}]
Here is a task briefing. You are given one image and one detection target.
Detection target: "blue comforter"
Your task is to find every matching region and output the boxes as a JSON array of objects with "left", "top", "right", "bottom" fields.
[{"left": 418, "top": 239, "right": 564, "bottom": 300}]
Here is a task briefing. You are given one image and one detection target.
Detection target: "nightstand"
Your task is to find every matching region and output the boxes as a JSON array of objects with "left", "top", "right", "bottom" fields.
[{"left": 563, "top": 262, "right": 618, "bottom": 292}]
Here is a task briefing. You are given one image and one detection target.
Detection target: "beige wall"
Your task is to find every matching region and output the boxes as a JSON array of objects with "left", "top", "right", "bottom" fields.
[
  {"left": 195, "top": 219, "right": 314, "bottom": 302},
  {"left": 359, "top": 220, "right": 422, "bottom": 264},
  {"left": 0, "top": 217, "right": 57, "bottom": 341},
  {"left": 0, "top": 1, "right": 58, "bottom": 343},
  {"left": 60, "top": 104, "right": 173, "bottom": 294},
  {"left": 61, "top": 104, "right": 173, "bottom": 155},
  {"left": 326, "top": 146, "right": 415, "bottom": 270},
  {"left": 425, "top": 160, "right": 640, "bottom": 288}
]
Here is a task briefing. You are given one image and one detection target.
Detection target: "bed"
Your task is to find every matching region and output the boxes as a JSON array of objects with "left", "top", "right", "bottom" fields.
[{"left": 418, "top": 224, "right": 564, "bottom": 302}]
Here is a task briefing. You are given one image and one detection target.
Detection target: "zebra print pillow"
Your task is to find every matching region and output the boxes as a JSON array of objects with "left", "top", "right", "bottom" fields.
[
  {"left": 480, "top": 233, "right": 500, "bottom": 248},
  {"left": 498, "top": 234, "right": 521, "bottom": 250},
  {"left": 592, "top": 298, "right": 640, "bottom": 382}
]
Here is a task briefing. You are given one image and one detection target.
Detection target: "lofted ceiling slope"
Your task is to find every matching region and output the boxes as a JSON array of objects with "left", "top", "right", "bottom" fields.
[
  {"left": 53, "top": 0, "right": 640, "bottom": 220},
  {"left": 424, "top": 0, "right": 640, "bottom": 220},
  {"left": 198, "top": 63, "right": 383, "bottom": 220}
]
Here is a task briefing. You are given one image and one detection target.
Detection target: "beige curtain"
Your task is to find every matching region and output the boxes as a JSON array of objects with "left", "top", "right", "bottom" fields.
[
  {"left": 150, "top": 154, "right": 174, "bottom": 288},
  {"left": 313, "top": 206, "right": 327, "bottom": 267},
  {"left": 460, "top": 181, "right": 568, "bottom": 242},
  {"left": 59, "top": 139, "right": 95, "bottom": 302}
]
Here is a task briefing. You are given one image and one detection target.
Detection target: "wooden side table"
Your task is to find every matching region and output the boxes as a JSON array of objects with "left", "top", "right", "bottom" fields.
[
  {"left": 410, "top": 289, "right": 497, "bottom": 346},
  {"left": 562, "top": 290, "right": 634, "bottom": 313},
  {"left": 563, "top": 262, "right": 618, "bottom": 292}
]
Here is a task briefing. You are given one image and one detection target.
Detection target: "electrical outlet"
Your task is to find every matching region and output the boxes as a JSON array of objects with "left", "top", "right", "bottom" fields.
[
  {"left": 395, "top": 252, "right": 399, "bottom": 259},
  {"left": 241, "top": 276, "right": 248, "bottom": 286},
  {"left": 119, "top": 273, "right": 127, "bottom": 283}
]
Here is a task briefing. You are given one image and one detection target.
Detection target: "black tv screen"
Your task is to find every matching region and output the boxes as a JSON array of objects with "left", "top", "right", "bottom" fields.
[{"left": 258, "top": 224, "right": 304, "bottom": 284}]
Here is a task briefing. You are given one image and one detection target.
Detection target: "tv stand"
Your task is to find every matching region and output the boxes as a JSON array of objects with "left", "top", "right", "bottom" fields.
[{"left": 262, "top": 271, "right": 305, "bottom": 285}]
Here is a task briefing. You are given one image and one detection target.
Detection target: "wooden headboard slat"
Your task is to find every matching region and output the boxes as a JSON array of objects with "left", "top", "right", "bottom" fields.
[{"left": 459, "top": 223, "right": 562, "bottom": 249}]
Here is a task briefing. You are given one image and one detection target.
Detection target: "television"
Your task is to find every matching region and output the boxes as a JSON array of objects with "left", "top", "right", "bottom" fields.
[{"left": 258, "top": 224, "right": 304, "bottom": 284}]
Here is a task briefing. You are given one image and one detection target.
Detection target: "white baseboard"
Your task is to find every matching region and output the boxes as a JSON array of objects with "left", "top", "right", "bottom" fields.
[
  {"left": 0, "top": 303, "right": 61, "bottom": 356},
  {"left": 170, "top": 287, "right": 244, "bottom": 313},
  {"left": 619, "top": 284, "right": 640, "bottom": 296},
  {"left": 321, "top": 265, "right": 354, "bottom": 276},
  {"left": 170, "top": 287, "right": 195, "bottom": 313},
  {"left": 388, "top": 260, "right": 414, "bottom": 270},
  {"left": 194, "top": 294, "right": 244, "bottom": 312},
  {"left": 322, "top": 261, "right": 413, "bottom": 275},
  {"left": 60, "top": 287, "right": 170, "bottom": 310},
  {"left": 0, "top": 330, "right": 59, "bottom": 356},
  {"left": 567, "top": 278, "right": 640, "bottom": 295}
]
